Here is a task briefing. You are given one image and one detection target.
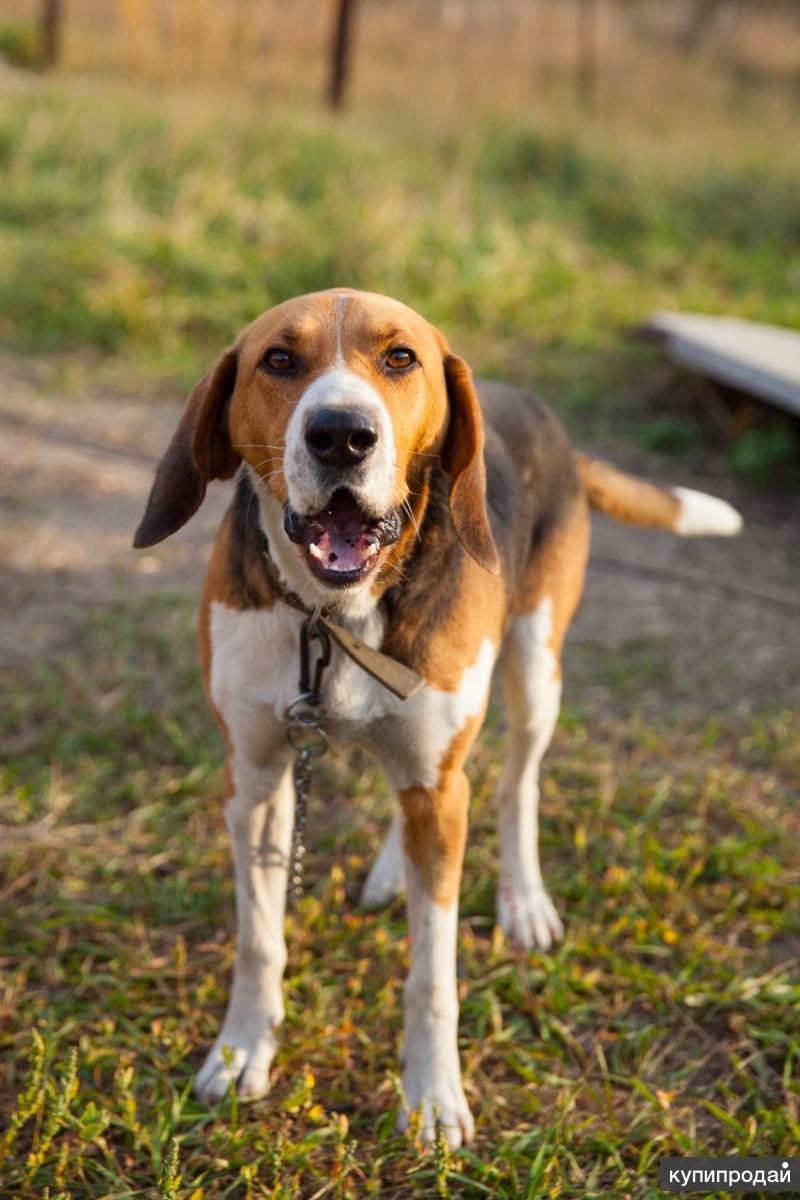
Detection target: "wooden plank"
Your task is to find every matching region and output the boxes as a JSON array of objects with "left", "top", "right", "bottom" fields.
[{"left": 639, "top": 312, "right": 800, "bottom": 417}]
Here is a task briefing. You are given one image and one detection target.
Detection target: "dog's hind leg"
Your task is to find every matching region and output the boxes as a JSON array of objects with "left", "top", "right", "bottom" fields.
[
  {"left": 497, "top": 605, "right": 564, "bottom": 950},
  {"left": 195, "top": 748, "right": 293, "bottom": 1103},
  {"left": 497, "top": 497, "right": 589, "bottom": 950},
  {"left": 361, "top": 808, "right": 405, "bottom": 907}
]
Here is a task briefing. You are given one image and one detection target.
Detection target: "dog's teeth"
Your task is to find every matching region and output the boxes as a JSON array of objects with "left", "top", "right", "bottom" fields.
[
  {"left": 365, "top": 544, "right": 378, "bottom": 559},
  {"left": 308, "top": 543, "right": 324, "bottom": 560}
]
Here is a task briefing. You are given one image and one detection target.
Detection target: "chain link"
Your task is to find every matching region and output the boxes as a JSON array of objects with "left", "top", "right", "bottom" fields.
[{"left": 285, "top": 613, "right": 331, "bottom": 907}]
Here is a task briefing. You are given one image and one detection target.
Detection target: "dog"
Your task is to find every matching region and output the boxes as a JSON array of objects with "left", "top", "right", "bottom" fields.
[{"left": 133, "top": 287, "right": 741, "bottom": 1146}]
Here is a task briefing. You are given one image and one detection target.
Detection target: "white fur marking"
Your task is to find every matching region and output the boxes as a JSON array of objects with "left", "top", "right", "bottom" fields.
[
  {"left": 497, "top": 598, "right": 564, "bottom": 950},
  {"left": 399, "top": 865, "right": 474, "bottom": 1147},
  {"left": 209, "top": 601, "right": 496, "bottom": 791},
  {"left": 210, "top": 597, "right": 301, "bottom": 717},
  {"left": 196, "top": 618, "right": 294, "bottom": 1102},
  {"left": 361, "top": 809, "right": 405, "bottom": 906},
  {"left": 334, "top": 292, "right": 346, "bottom": 369},
  {"left": 283, "top": 367, "right": 397, "bottom": 520},
  {"left": 672, "top": 487, "right": 742, "bottom": 536},
  {"left": 381, "top": 636, "right": 496, "bottom": 790}
]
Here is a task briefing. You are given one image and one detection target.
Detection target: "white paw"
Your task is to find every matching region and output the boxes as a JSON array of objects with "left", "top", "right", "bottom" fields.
[
  {"left": 360, "top": 823, "right": 405, "bottom": 908},
  {"left": 397, "top": 1063, "right": 475, "bottom": 1148},
  {"left": 497, "top": 880, "right": 564, "bottom": 951},
  {"left": 360, "top": 856, "right": 404, "bottom": 908},
  {"left": 194, "top": 1026, "right": 278, "bottom": 1103}
]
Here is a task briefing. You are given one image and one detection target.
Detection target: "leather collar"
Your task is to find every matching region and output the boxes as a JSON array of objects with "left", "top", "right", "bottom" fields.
[{"left": 261, "top": 545, "right": 424, "bottom": 702}]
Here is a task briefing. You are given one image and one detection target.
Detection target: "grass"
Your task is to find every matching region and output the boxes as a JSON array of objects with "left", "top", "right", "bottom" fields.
[
  {"left": 0, "top": 71, "right": 798, "bottom": 445},
  {"left": 1, "top": 596, "right": 798, "bottom": 1198}
]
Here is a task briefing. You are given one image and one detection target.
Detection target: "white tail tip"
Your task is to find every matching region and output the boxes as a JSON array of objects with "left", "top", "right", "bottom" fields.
[{"left": 672, "top": 487, "right": 743, "bottom": 537}]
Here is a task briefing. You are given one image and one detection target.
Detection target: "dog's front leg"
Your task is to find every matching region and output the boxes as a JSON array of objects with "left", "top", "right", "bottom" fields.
[
  {"left": 396, "top": 769, "right": 474, "bottom": 1148},
  {"left": 195, "top": 751, "right": 293, "bottom": 1102}
]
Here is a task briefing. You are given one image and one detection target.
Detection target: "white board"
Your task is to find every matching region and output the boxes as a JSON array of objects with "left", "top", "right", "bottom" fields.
[{"left": 639, "top": 312, "right": 800, "bottom": 417}]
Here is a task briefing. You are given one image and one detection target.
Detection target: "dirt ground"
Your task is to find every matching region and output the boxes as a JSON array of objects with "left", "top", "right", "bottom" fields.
[{"left": 2, "top": 350, "right": 798, "bottom": 719}]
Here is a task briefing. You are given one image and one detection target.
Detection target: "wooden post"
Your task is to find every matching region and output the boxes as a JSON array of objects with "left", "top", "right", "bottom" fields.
[
  {"left": 576, "top": 0, "right": 598, "bottom": 108},
  {"left": 328, "top": 0, "right": 355, "bottom": 110},
  {"left": 41, "top": 0, "right": 62, "bottom": 69}
]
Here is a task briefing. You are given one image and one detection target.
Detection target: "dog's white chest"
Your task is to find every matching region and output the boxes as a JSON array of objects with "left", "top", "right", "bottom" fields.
[{"left": 209, "top": 601, "right": 495, "bottom": 789}]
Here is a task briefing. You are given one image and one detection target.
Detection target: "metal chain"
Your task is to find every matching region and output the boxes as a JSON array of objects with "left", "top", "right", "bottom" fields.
[{"left": 284, "top": 612, "right": 331, "bottom": 907}]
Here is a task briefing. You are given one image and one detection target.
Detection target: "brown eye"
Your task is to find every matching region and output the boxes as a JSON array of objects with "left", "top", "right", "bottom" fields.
[
  {"left": 262, "top": 347, "right": 296, "bottom": 373},
  {"left": 386, "top": 347, "right": 416, "bottom": 371}
]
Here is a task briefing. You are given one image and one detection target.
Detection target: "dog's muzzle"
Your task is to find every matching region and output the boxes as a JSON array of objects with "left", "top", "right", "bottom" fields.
[{"left": 284, "top": 490, "right": 402, "bottom": 588}]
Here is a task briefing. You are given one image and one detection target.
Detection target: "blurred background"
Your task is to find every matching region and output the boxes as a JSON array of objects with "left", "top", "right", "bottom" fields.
[
  {"left": 1, "top": 5, "right": 799, "bottom": 1197},
  {"left": 2, "top": 0, "right": 799, "bottom": 409}
]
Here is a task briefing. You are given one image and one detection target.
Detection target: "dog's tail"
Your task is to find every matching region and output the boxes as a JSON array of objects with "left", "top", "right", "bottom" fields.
[{"left": 576, "top": 453, "right": 742, "bottom": 536}]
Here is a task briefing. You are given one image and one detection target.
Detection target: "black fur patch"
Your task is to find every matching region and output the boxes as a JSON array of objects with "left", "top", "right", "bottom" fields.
[{"left": 228, "top": 472, "right": 275, "bottom": 608}]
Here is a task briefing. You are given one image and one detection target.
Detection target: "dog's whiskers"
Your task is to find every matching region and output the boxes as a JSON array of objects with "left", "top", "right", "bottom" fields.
[
  {"left": 250, "top": 455, "right": 284, "bottom": 474},
  {"left": 402, "top": 498, "right": 421, "bottom": 543}
]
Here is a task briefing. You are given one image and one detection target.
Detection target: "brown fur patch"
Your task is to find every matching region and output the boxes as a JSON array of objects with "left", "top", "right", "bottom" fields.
[
  {"left": 398, "top": 714, "right": 482, "bottom": 907},
  {"left": 577, "top": 453, "right": 681, "bottom": 531},
  {"left": 381, "top": 475, "right": 506, "bottom": 691},
  {"left": 512, "top": 493, "right": 591, "bottom": 660}
]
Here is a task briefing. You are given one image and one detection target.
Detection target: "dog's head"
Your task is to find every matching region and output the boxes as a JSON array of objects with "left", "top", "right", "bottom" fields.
[{"left": 134, "top": 289, "right": 499, "bottom": 601}]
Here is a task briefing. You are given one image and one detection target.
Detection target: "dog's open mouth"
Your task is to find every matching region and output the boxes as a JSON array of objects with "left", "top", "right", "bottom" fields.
[{"left": 283, "top": 490, "right": 402, "bottom": 587}]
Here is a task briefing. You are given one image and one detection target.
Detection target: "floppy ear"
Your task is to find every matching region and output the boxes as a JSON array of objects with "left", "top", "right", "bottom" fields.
[
  {"left": 440, "top": 354, "right": 500, "bottom": 576},
  {"left": 133, "top": 348, "right": 240, "bottom": 549}
]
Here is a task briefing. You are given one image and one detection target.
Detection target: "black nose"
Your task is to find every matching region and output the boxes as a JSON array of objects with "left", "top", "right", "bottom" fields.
[{"left": 305, "top": 408, "right": 378, "bottom": 468}]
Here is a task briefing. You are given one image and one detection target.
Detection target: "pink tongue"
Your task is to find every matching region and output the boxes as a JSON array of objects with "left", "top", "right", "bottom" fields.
[
  {"left": 310, "top": 528, "right": 374, "bottom": 570},
  {"left": 308, "top": 494, "right": 376, "bottom": 571}
]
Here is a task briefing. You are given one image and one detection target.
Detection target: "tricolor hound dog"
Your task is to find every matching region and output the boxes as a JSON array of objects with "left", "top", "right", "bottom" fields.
[{"left": 134, "top": 288, "right": 741, "bottom": 1145}]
